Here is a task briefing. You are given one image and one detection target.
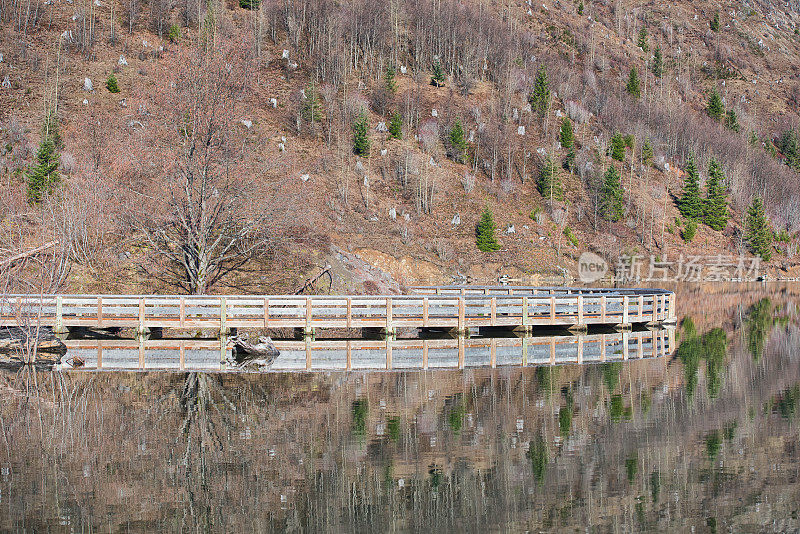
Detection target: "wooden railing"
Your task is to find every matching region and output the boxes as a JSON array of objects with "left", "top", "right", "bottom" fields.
[
  {"left": 58, "top": 328, "right": 675, "bottom": 371},
  {"left": 1, "top": 289, "right": 675, "bottom": 333}
]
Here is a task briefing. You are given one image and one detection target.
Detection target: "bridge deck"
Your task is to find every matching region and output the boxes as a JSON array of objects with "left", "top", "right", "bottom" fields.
[
  {"left": 2, "top": 287, "right": 675, "bottom": 333},
  {"left": 57, "top": 329, "right": 674, "bottom": 372}
]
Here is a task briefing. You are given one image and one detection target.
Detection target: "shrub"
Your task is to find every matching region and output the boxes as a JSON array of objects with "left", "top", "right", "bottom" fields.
[
  {"left": 710, "top": 12, "right": 720, "bottom": 31},
  {"left": 563, "top": 226, "right": 579, "bottom": 247},
  {"left": 430, "top": 59, "right": 445, "bottom": 87},
  {"left": 384, "top": 66, "right": 397, "bottom": 94},
  {"left": 641, "top": 138, "right": 654, "bottom": 166},
  {"left": 724, "top": 109, "right": 740, "bottom": 132},
  {"left": 106, "top": 73, "right": 120, "bottom": 93},
  {"left": 476, "top": 207, "right": 501, "bottom": 252},
  {"left": 239, "top": 0, "right": 260, "bottom": 8},
  {"left": 167, "top": 23, "right": 182, "bottom": 42}
]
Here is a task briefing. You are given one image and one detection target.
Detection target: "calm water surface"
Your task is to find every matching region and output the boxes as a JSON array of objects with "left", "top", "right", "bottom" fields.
[{"left": 1, "top": 283, "right": 799, "bottom": 532}]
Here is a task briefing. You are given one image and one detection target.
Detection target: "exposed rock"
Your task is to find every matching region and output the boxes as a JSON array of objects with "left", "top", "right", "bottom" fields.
[
  {"left": 506, "top": 225, "right": 515, "bottom": 234},
  {"left": 517, "top": 125, "right": 525, "bottom": 135},
  {"left": 282, "top": 49, "right": 289, "bottom": 59},
  {"left": 451, "top": 213, "right": 461, "bottom": 226},
  {"left": 118, "top": 55, "right": 127, "bottom": 66},
  {"left": 389, "top": 207, "right": 397, "bottom": 220},
  {"left": 269, "top": 97, "right": 277, "bottom": 108},
  {"left": 300, "top": 173, "right": 309, "bottom": 182},
  {"left": 380, "top": 148, "right": 388, "bottom": 156},
  {"left": 241, "top": 119, "right": 252, "bottom": 128},
  {"left": 278, "top": 143, "right": 285, "bottom": 152},
  {"left": 431, "top": 109, "right": 438, "bottom": 117},
  {"left": 1, "top": 76, "right": 10, "bottom": 89},
  {"left": 82, "top": 98, "right": 88, "bottom": 105},
  {"left": 83, "top": 77, "right": 93, "bottom": 91},
  {"left": 399, "top": 65, "right": 407, "bottom": 74},
  {"left": 376, "top": 121, "right": 387, "bottom": 132}
]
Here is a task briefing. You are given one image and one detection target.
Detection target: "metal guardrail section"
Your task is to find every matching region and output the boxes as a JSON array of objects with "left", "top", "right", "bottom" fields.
[
  {"left": 1, "top": 288, "right": 675, "bottom": 332},
  {"left": 57, "top": 329, "right": 674, "bottom": 372}
]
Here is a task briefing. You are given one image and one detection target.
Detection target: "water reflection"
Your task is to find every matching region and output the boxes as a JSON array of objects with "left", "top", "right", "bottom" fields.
[{"left": 1, "top": 284, "right": 800, "bottom": 531}]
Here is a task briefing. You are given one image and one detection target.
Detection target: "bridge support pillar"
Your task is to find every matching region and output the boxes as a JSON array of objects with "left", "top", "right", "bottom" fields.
[{"left": 615, "top": 323, "right": 632, "bottom": 332}]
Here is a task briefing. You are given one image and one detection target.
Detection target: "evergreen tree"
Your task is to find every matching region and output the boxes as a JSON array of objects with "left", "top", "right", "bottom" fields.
[
  {"left": 641, "top": 138, "right": 654, "bottom": 166},
  {"left": 388, "top": 111, "right": 403, "bottom": 140},
  {"left": 449, "top": 119, "right": 467, "bottom": 163},
  {"left": 637, "top": 27, "right": 649, "bottom": 52},
  {"left": 746, "top": 197, "right": 772, "bottom": 261},
  {"left": 384, "top": 66, "right": 397, "bottom": 94},
  {"left": 706, "top": 89, "right": 724, "bottom": 121},
  {"left": 724, "top": 109, "right": 740, "bottom": 132},
  {"left": 678, "top": 155, "right": 702, "bottom": 220},
  {"left": 626, "top": 67, "right": 641, "bottom": 98},
  {"left": 430, "top": 59, "right": 445, "bottom": 87},
  {"left": 577, "top": 2, "right": 583, "bottom": 15},
  {"left": 652, "top": 45, "right": 663, "bottom": 78},
  {"left": 529, "top": 65, "right": 550, "bottom": 117},
  {"left": 562, "top": 147, "right": 576, "bottom": 173},
  {"left": 301, "top": 80, "right": 322, "bottom": 125},
  {"left": 106, "top": 73, "right": 120, "bottom": 93},
  {"left": 682, "top": 220, "right": 697, "bottom": 242},
  {"left": 703, "top": 159, "right": 729, "bottom": 231},
  {"left": 476, "top": 208, "right": 501, "bottom": 252},
  {"left": 710, "top": 12, "right": 720, "bottom": 32},
  {"left": 778, "top": 129, "right": 800, "bottom": 170},
  {"left": 239, "top": 0, "right": 259, "bottom": 8},
  {"left": 352, "top": 112, "right": 370, "bottom": 156},
  {"left": 537, "top": 156, "right": 564, "bottom": 201},
  {"left": 600, "top": 165, "right": 624, "bottom": 222},
  {"left": 609, "top": 132, "right": 626, "bottom": 161},
  {"left": 26, "top": 137, "right": 60, "bottom": 203},
  {"left": 560, "top": 117, "right": 574, "bottom": 149}
]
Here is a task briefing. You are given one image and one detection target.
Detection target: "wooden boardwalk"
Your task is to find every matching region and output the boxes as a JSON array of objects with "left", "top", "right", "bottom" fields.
[
  {"left": 57, "top": 329, "right": 674, "bottom": 372},
  {"left": 1, "top": 286, "right": 675, "bottom": 335}
]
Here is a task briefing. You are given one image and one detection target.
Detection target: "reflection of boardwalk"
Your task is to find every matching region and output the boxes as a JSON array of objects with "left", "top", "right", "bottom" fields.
[
  {"left": 58, "top": 329, "right": 674, "bottom": 371},
  {"left": 3, "top": 287, "right": 675, "bottom": 334}
]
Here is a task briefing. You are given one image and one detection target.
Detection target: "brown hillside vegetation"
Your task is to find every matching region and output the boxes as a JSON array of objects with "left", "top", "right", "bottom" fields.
[{"left": 2, "top": 0, "right": 800, "bottom": 292}]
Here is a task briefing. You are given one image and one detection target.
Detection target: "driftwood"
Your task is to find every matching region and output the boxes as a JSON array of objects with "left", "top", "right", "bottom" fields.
[
  {"left": 0, "top": 240, "right": 59, "bottom": 267},
  {"left": 226, "top": 334, "right": 280, "bottom": 369},
  {"left": 0, "top": 327, "right": 66, "bottom": 356}
]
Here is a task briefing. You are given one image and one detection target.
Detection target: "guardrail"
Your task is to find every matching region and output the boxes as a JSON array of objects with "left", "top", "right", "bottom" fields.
[{"left": 1, "top": 289, "right": 675, "bottom": 334}]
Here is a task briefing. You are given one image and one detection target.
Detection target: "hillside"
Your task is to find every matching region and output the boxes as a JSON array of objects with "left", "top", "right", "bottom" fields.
[{"left": 2, "top": 0, "right": 800, "bottom": 293}]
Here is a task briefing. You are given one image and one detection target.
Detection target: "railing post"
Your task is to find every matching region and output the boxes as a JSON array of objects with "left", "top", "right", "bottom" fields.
[
  {"left": 458, "top": 297, "right": 465, "bottom": 334},
  {"left": 422, "top": 340, "right": 429, "bottom": 370},
  {"left": 577, "top": 295, "right": 584, "bottom": 327},
  {"left": 576, "top": 335, "right": 583, "bottom": 364},
  {"left": 137, "top": 298, "right": 147, "bottom": 338},
  {"left": 622, "top": 295, "right": 629, "bottom": 326},
  {"left": 346, "top": 298, "right": 352, "bottom": 329},
  {"left": 490, "top": 338, "right": 496, "bottom": 368},
  {"left": 600, "top": 296, "right": 607, "bottom": 321},
  {"left": 305, "top": 297, "right": 313, "bottom": 337},
  {"left": 180, "top": 297, "right": 186, "bottom": 327},
  {"left": 97, "top": 297, "right": 103, "bottom": 328},
  {"left": 490, "top": 297, "right": 497, "bottom": 326},
  {"left": 423, "top": 297, "right": 429, "bottom": 327},
  {"left": 522, "top": 296, "right": 529, "bottom": 331},
  {"left": 622, "top": 331, "right": 629, "bottom": 360},
  {"left": 549, "top": 338, "right": 556, "bottom": 365},
  {"left": 220, "top": 297, "right": 228, "bottom": 337},
  {"left": 55, "top": 296, "right": 66, "bottom": 335},
  {"left": 385, "top": 297, "right": 395, "bottom": 337},
  {"left": 138, "top": 336, "right": 145, "bottom": 369},
  {"left": 264, "top": 298, "right": 270, "bottom": 328},
  {"left": 386, "top": 338, "right": 392, "bottom": 369},
  {"left": 550, "top": 296, "right": 556, "bottom": 324}
]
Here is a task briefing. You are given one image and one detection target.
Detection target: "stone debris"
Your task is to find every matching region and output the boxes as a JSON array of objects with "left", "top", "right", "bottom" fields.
[
  {"left": 380, "top": 148, "right": 388, "bottom": 156},
  {"left": 431, "top": 109, "right": 438, "bottom": 117},
  {"left": 506, "top": 225, "right": 515, "bottom": 234},
  {"left": 278, "top": 143, "right": 285, "bottom": 152},
  {"left": 282, "top": 49, "right": 289, "bottom": 59},
  {"left": 389, "top": 207, "right": 397, "bottom": 220},
  {"left": 269, "top": 97, "right": 277, "bottom": 108},
  {"left": 451, "top": 213, "right": 461, "bottom": 226},
  {"left": 83, "top": 77, "right": 93, "bottom": 91},
  {"left": 241, "top": 119, "right": 252, "bottom": 129},
  {"left": 517, "top": 125, "right": 525, "bottom": 136},
  {"left": 118, "top": 55, "right": 128, "bottom": 66},
  {"left": 1, "top": 76, "right": 10, "bottom": 89},
  {"left": 399, "top": 65, "right": 407, "bottom": 74},
  {"left": 376, "top": 121, "right": 387, "bottom": 132},
  {"left": 300, "top": 174, "right": 310, "bottom": 182}
]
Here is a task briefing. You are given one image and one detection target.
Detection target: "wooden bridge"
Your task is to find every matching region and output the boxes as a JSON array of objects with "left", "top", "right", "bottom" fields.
[
  {"left": 57, "top": 328, "right": 675, "bottom": 372},
  {"left": 1, "top": 286, "right": 675, "bottom": 335}
]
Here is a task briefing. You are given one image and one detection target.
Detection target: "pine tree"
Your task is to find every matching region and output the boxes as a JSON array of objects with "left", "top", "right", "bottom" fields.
[
  {"left": 746, "top": 196, "right": 772, "bottom": 261},
  {"left": 778, "top": 129, "right": 800, "bottom": 170},
  {"left": 476, "top": 207, "right": 501, "bottom": 252},
  {"left": 724, "top": 109, "right": 740, "bottom": 132},
  {"left": 652, "top": 45, "right": 663, "bottom": 78},
  {"left": 637, "top": 27, "right": 649, "bottom": 52},
  {"left": 26, "top": 137, "right": 60, "bottom": 203},
  {"left": 600, "top": 165, "right": 624, "bottom": 221},
  {"left": 710, "top": 12, "right": 720, "bottom": 32},
  {"left": 609, "top": 132, "right": 626, "bottom": 161},
  {"left": 352, "top": 112, "right": 370, "bottom": 157},
  {"left": 706, "top": 89, "right": 724, "bottom": 121},
  {"left": 388, "top": 111, "right": 402, "bottom": 140},
  {"left": 641, "top": 138, "right": 654, "bottom": 166},
  {"left": 301, "top": 80, "right": 322, "bottom": 125},
  {"left": 562, "top": 147, "right": 576, "bottom": 173},
  {"left": 682, "top": 220, "right": 697, "bottom": 242},
  {"left": 529, "top": 65, "right": 550, "bottom": 117},
  {"left": 449, "top": 119, "right": 467, "bottom": 163},
  {"left": 678, "top": 155, "right": 702, "bottom": 220},
  {"left": 106, "top": 73, "right": 120, "bottom": 93},
  {"left": 560, "top": 117, "right": 574, "bottom": 149},
  {"left": 430, "top": 59, "right": 445, "bottom": 87},
  {"left": 384, "top": 66, "right": 397, "bottom": 94},
  {"left": 704, "top": 159, "right": 729, "bottom": 231},
  {"left": 577, "top": 2, "right": 583, "bottom": 15},
  {"left": 537, "top": 156, "right": 564, "bottom": 201},
  {"left": 626, "top": 67, "right": 641, "bottom": 98}
]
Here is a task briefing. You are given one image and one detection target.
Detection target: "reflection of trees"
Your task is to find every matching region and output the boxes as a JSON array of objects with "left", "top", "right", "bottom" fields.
[
  {"left": 746, "top": 298, "right": 776, "bottom": 360},
  {"left": 676, "top": 319, "right": 728, "bottom": 398}
]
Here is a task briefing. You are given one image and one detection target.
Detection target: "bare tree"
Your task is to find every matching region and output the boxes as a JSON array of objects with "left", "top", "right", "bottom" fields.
[{"left": 130, "top": 43, "right": 290, "bottom": 294}]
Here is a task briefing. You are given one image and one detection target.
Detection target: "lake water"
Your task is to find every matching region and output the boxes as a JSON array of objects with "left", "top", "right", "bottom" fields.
[{"left": 1, "top": 283, "right": 799, "bottom": 532}]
